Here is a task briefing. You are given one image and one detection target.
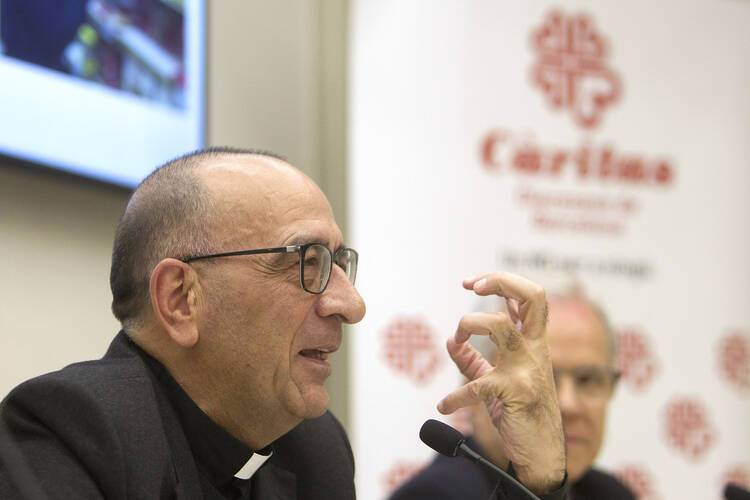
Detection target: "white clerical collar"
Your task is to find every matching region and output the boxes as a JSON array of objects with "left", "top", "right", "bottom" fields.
[{"left": 234, "top": 449, "right": 273, "bottom": 480}]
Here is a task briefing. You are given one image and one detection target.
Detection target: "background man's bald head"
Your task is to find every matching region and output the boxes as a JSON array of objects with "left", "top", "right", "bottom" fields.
[
  {"left": 546, "top": 293, "right": 616, "bottom": 367},
  {"left": 468, "top": 288, "right": 617, "bottom": 367}
]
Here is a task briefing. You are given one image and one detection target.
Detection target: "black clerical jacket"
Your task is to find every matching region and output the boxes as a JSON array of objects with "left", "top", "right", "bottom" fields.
[{"left": 0, "top": 332, "right": 356, "bottom": 499}]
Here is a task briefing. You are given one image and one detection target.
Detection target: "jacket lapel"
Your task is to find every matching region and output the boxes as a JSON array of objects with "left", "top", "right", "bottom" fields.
[{"left": 147, "top": 357, "right": 204, "bottom": 499}]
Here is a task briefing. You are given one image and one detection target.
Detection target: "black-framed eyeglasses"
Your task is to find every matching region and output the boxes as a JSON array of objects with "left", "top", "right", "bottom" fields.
[
  {"left": 181, "top": 243, "right": 358, "bottom": 294},
  {"left": 553, "top": 366, "right": 620, "bottom": 400}
]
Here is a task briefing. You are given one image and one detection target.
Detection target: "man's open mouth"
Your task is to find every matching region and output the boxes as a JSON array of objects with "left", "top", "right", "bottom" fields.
[{"left": 299, "top": 349, "right": 331, "bottom": 361}]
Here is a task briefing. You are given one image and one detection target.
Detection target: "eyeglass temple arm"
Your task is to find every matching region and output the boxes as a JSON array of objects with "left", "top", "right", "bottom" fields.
[{"left": 182, "top": 245, "right": 301, "bottom": 263}]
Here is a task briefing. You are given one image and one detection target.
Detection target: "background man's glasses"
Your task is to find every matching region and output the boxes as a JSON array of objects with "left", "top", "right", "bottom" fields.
[
  {"left": 181, "top": 243, "right": 358, "bottom": 294},
  {"left": 553, "top": 366, "right": 620, "bottom": 401}
]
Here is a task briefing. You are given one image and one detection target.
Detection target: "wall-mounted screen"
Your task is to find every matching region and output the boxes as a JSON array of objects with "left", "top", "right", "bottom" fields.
[{"left": 0, "top": 0, "right": 204, "bottom": 188}]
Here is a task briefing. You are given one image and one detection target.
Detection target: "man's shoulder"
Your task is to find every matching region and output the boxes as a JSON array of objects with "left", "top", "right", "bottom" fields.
[
  {"left": 574, "top": 467, "right": 636, "bottom": 500},
  {"left": 0, "top": 336, "right": 161, "bottom": 447},
  {"left": 389, "top": 452, "right": 496, "bottom": 500},
  {"left": 40, "top": 349, "right": 145, "bottom": 381},
  {"left": 5, "top": 341, "right": 150, "bottom": 410},
  {"left": 0, "top": 335, "right": 181, "bottom": 498}
]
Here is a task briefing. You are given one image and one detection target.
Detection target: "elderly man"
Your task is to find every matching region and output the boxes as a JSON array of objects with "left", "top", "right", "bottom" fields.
[
  {"left": 390, "top": 291, "right": 634, "bottom": 499},
  {"left": 0, "top": 148, "right": 567, "bottom": 499}
]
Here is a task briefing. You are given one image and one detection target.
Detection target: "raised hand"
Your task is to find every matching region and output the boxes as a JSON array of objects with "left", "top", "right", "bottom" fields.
[{"left": 437, "top": 272, "right": 565, "bottom": 494}]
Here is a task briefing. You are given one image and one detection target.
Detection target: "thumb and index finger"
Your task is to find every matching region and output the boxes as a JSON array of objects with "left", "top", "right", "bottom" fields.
[
  {"left": 438, "top": 271, "right": 548, "bottom": 414},
  {"left": 437, "top": 338, "right": 494, "bottom": 414},
  {"left": 437, "top": 317, "right": 523, "bottom": 415},
  {"left": 463, "top": 272, "right": 548, "bottom": 341}
]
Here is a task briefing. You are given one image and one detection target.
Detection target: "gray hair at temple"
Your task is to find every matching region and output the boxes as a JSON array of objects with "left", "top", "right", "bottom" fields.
[
  {"left": 469, "top": 283, "right": 617, "bottom": 367},
  {"left": 109, "top": 146, "right": 285, "bottom": 330}
]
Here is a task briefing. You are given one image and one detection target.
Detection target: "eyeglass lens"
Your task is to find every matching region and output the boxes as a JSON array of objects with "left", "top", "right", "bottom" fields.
[
  {"left": 553, "top": 366, "right": 617, "bottom": 399},
  {"left": 301, "top": 244, "right": 331, "bottom": 293},
  {"left": 334, "top": 248, "right": 357, "bottom": 285},
  {"left": 300, "top": 244, "right": 358, "bottom": 293}
]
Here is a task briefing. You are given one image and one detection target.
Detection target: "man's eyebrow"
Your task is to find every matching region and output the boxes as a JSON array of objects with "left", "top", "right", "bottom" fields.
[{"left": 284, "top": 235, "right": 339, "bottom": 249}]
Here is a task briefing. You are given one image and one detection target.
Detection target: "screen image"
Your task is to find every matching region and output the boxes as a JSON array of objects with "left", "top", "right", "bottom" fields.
[{"left": 0, "top": 0, "right": 204, "bottom": 187}]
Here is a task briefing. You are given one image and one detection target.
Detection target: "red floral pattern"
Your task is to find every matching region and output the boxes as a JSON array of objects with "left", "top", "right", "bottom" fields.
[
  {"left": 718, "top": 332, "right": 750, "bottom": 391},
  {"left": 663, "top": 398, "right": 715, "bottom": 460},
  {"left": 615, "top": 464, "right": 660, "bottom": 500},
  {"left": 381, "top": 316, "right": 442, "bottom": 384},
  {"left": 617, "top": 328, "right": 658, "bottom": 391}
]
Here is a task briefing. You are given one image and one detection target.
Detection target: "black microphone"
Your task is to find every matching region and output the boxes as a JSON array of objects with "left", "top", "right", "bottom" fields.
[
  {"left": 419, "top": 419, "right": 540, "bottom": 500},
  {"left": 725, "top": 483, "right": 750, "bottom": 500}
]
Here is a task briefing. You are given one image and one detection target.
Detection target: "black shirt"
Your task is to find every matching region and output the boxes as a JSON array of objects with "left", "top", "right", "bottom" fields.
[{"left": 138, "top": 342, "right": 271, "bottom": 499}]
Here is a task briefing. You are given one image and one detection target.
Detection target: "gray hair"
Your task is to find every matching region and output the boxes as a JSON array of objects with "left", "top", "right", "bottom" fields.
[{"left": 109, "top": 146, "right": 285, "bottom": 328}]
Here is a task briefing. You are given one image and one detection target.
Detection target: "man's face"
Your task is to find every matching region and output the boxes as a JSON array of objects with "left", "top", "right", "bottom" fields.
[
  {"left": 547, "top": 298, "right": 614, "bottom": 483},
  {"left": 193, "top": 157, "right": 365, "bottom": 433}
]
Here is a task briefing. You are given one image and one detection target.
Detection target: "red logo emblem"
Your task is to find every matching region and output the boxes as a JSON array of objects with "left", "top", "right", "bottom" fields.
[
  {"left": 614, "top": 464, "right": 660, "bottom": 500},
  {"left": 718, "top": 331, "right": 750, "bottom": 390},
  {"left": 530, "top": 10, "right": 621, "bottom": 129},
  {"left": 663, "top": 397, "right": 716, "bottom": 460},
  {"left": 382, "top": 460, "right": 426, "bottom": 495},
  {"left": 381, "top": 316, "right": 442, "bottom": 384},
  {"left": 617, "top": 327, "right": 659, "bottom": 391}
]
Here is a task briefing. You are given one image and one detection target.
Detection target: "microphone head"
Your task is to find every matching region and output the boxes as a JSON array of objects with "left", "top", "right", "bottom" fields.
[
  {"left": 419, "top": 419, "right": 465, "bottom": 457},
  {"left": 725, "top": 483, "right": 750, "bottom": 500}
]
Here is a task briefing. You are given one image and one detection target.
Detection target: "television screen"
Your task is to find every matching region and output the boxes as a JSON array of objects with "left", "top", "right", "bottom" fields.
[{"left": 0, "top": 0, "right": 205, "bottom": 188}]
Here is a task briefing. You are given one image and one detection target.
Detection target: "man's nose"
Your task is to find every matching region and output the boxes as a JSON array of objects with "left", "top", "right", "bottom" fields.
[
  {"left": 316, "top": 265, "right": 366, "bottom": 324},
  {"left": 556, "top": 376, "right": 583, "bottom": 416}
]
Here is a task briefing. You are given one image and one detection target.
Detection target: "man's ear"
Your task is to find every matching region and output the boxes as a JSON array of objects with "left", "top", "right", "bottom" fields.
[{"left": 150, "top": 258, "right": 200, "bottom": 347}]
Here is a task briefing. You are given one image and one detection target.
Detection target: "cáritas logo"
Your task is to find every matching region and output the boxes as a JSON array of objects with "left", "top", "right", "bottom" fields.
[{"left": 530, "top": 10, "right": 621, "bottom": 129}]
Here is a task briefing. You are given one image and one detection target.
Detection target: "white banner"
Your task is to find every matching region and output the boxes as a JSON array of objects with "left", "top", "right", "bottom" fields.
[{"left": 349, "top": 1, "right": 750, "bottom": 499}]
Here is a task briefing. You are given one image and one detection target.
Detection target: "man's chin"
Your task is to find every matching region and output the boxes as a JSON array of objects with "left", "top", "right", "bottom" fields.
[{"left": 287, "top": 384, "right": 330, "bottom": 420}]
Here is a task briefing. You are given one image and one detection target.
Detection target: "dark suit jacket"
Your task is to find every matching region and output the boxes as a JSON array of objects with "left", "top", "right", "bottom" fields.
[
  {"left": 389, "top": 437, "right": 631, "bottom": 500},
  {"left": 0, "top": 332, "right": 356, "bottom": 499},
  {"left": 389, "top": 438, "right": 497, "bottom": 500}
]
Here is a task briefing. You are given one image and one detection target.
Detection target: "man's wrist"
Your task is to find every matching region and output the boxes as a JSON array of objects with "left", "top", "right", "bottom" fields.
[{"left": 511, "top": 462, "right": 566, "bottom": 495}]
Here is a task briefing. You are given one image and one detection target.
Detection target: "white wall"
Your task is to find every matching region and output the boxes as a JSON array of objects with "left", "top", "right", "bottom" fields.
[
  {"left": 0, "top": 167, "right": 128, "bottom": 397},
  {"left": 0, "top": 0, "right": 352, "bottom": 426}
]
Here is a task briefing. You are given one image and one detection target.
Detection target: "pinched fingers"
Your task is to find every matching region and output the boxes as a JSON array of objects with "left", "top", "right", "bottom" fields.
[
  {"left": 442, "top": 317, "right": 526, "bottom": 414},
  {"left": 455, "top": 311, "right": 524, "bottom": 356},
  {"left": 506, "top": 298, "right": 520, "bottom": 327},
  {"left": 455, "top": 311, "right": 514, "bottom": 344},
  {"left": 464, "top": 272, "right": 548, "bottom": 340},
  {"left": 445, "top": 337, "right": 493, "bottom": 381},
  {"left": 438, "top": 372, "right": 503, "bottom": 415}
]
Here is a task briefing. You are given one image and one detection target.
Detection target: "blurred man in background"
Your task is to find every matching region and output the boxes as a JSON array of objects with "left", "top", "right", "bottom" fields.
[{"left": 391, "top": 289, "right": 635, "bottom": 499}]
